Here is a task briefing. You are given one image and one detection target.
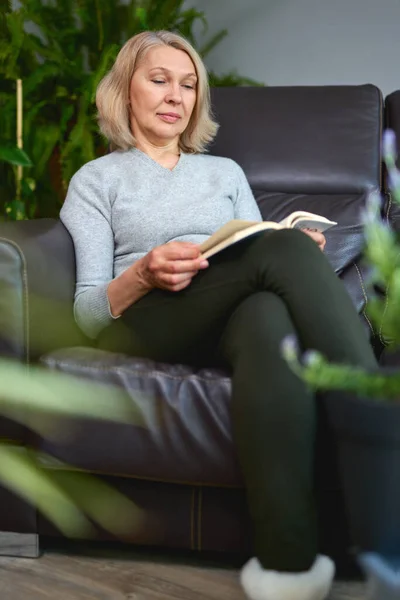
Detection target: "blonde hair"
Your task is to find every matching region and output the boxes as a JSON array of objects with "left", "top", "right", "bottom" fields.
[{"left": 96, "top": 30, "right": 219, "bottom": 153}]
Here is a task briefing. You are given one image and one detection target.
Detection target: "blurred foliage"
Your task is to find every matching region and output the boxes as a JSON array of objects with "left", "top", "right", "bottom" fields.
[
  {"left": 282, "top": 130, "right": 400, "bottom": 401},
  {"left": 0, "top": 142, "right": 33, "bottom": 219},
  {"left": 0, "top": 359, "right": 144, "bottom": 537},
  {"left": 0, "top": 0, "right": 264, "bottom": 220}
]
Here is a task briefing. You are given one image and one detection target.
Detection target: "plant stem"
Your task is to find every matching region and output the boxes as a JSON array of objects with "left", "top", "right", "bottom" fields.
[{"left": 16, "top": 78, "right": 23, "bottom": 201}]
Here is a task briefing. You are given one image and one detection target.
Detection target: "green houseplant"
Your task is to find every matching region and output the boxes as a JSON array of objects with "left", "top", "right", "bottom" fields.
[
  {"left": 282, "top": 129, "right": 400, "bottom": 558},
  {"left": 0, "top": 0, "right": 263, "bottom": 221},
  {"left": 0, "top": 143, "right": 32, "bottom": 220},
  {"left": 0, "top": 358, "right": 144, "bottom": 539}
]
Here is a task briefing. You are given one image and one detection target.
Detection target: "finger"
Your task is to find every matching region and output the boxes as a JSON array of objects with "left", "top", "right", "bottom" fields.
[
  {"left": 164, "top": 258, "right": 208, "bottom": 274},
  {"left": 163, "top": 275, "right": 194, "bottom": 292},
  {"left": 169, "top": 280, "right": 193, "bottom": 292},
  {"left": 303, "top": 230, "right": 325, "bottom": 245},
  {"left": 160, "top": 271, "right": 198, "bottom": 287},
  {"left": 164, "top": 243, "right": 202, "bottom": 260}
]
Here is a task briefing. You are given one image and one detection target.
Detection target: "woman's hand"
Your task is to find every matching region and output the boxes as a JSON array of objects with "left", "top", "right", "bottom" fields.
[
  {"left": 301, "top": 228, "right": 326, "bottom": 252},
  {"left": 136, "top": 242, "right": 209, "bottom": 292}
]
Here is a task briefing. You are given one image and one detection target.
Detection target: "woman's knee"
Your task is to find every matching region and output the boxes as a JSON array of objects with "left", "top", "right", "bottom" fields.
[
  {"left": 259, "top": 228, "right": 320, "bottom": 257},
  {"left": 221, "top": 292, "right": 292, "bottom": 355},
  {"left": 244, "top": 228, "right": 326, "bottom": 278}
]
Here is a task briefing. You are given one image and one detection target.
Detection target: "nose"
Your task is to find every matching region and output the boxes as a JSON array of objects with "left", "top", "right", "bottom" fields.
[{"left": 165, "top": 82, "right": 182, "bottom": 105}]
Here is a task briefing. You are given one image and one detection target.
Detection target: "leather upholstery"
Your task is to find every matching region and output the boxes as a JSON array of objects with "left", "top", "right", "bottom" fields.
[
  {"left": 0, "top": 486, "right": 37, "bottom": 534},
  {"left": 40, "top": 347, "right": 239, "bottom": 486},
  {"left": 0, "top": 85, "right": 388, "bottom": 557},
  {"left": 371, "top": 90, "right": 400, "bottom": 346},
  {"left": 0, "top": 219, "right": 90, "bottom": 363},
  {"left": 209, "top": 85, "right": 382, "bottom": 194},
  {"left": 383, "top": 90, "right": 400, "bottom": 231},
  {"left": 36, "top": 475, "right": 253, "bottom": 554}
]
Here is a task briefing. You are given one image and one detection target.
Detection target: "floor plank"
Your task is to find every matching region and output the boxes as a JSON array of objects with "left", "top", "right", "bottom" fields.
[{"left": 0, "top": 544, "right": 366, "bottom": 599}]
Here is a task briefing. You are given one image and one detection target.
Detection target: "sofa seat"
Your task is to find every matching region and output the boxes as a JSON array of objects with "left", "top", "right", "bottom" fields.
[{"left": 39, "top": 347, "right": 243, "bottom": 487}]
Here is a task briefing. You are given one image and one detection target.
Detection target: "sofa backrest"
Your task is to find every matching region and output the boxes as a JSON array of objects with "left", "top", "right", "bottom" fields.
[
  {"left": 383, "top": 90, "right": 400, "bottom": 231},
  {"left": 209, "top": 85, "right": 382, "bottom": 195},
  {"left": 384, "top": 90, "right": 400, "bottom": 158}
]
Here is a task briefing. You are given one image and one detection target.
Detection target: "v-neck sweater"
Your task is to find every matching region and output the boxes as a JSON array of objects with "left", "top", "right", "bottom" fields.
[{"left": 60, "top": 148, "right": 262, "bottom": 339}]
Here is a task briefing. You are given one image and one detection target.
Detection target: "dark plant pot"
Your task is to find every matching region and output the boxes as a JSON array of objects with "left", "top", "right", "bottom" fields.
[{"left": 322, "top": 386, "right": 400, "bottom": 556}]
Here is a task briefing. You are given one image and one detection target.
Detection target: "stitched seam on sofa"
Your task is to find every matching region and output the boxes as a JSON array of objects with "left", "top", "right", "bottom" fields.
[
  {"left": 0, "top": 238, "right": 30, "bottom": 365},
  {"left": 379, "top": 279, "right": 391, "bottom": 346},
  {"left": 39, "top": 464, "right": 244, "bottom": 489},
  {"left": 353, "top": 261, "right": 375, "bottom": 337},
  {"left": 385, "top": 192, "right": 392, "bottom": 225},
  {"left": 47, "top": 361, "right": 231, "bottom": 383},
  {"left": 253, "top": 190, "right": 371, "bottom": 197},
  {"left": 191, "top": 487, "right": 195, "bottom": 550},
  {"left": 197, "top": 486, "right": 202, "bottom": 551},
  {"left": 378, "top": 191, "right": 392, "bottom": 346},
  {"left": 378, "top": 87, "right": 383, "bottom": 190}
]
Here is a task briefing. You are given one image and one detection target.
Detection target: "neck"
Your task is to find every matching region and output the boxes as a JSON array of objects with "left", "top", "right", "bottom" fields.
[{"left": 134, "top": 135, "right": 180, "bottom": 163}]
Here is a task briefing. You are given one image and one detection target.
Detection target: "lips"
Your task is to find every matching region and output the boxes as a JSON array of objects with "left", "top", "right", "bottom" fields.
[{"left": 157, "top": 113, "right": 181, "bottom": 123}]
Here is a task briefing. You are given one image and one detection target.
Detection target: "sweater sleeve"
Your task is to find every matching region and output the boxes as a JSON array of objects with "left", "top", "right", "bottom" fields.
[
  {"left": 60, "top": 164, "right": 117, "bottom": 339},
  {"left": 232, "top": 162, "right": 262, "bottom": 222}
]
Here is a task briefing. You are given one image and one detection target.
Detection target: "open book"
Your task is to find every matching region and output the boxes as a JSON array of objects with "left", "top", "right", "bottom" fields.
[{"left": 200, "top": 211, "right": 337, "bottom": 260}]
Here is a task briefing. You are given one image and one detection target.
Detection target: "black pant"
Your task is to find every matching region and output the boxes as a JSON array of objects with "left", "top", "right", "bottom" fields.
[{"left": 100, "top": 230, "right": 377, "bottom": 572}]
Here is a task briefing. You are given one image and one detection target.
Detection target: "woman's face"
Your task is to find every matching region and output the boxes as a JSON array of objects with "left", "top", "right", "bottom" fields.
[{"left": 129, "top": 45, "right": 198, "bottom": 147}]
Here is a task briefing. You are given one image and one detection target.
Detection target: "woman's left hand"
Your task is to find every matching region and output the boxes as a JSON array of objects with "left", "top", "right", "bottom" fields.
[{"left": 301, "top": 228, "right": 326, "bottom": 252}]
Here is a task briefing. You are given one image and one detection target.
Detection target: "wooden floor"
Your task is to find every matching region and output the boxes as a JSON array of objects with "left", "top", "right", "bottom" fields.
[{"left": 0, "top": 541, "right": 366, "bottom": 599}]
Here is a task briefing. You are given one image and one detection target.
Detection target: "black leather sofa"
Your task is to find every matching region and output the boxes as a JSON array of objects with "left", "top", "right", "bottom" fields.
[{"left": 0, "top": 84, "right": 392, "bottom": 561}]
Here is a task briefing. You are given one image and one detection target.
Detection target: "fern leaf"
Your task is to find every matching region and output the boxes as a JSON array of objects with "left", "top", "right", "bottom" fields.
[
  {"left": 88, "top": 43, "right": 119, "bottom": 103},
  {"left": 30, "top": 123, "right": 60, "bottom": 180},
  {"left": 23, "top": 62, "right": 61, "bottom": 95}
]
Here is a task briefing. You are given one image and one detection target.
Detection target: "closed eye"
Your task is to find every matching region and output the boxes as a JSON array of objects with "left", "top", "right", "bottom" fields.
[{"left": 152, "top": 79, "right": 195, "bottom": 89}]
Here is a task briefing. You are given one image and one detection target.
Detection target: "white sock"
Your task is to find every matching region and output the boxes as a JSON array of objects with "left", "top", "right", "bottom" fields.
[{"left": 240, "top": 554, "right": 335, "bottom": 600}]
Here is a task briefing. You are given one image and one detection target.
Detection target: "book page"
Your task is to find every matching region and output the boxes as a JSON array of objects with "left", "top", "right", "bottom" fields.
[
  {"left": 200, "top": 221, "right": 281, "bottom": 259},
  {"left": 199, "top": 220, "right": 261, "bottom": 255},
  {"left": 199, "top": 211, "right": 337, "bottom": 260},
  {"left": 280, "top": 211, "right": 337, "bottom": 232}
]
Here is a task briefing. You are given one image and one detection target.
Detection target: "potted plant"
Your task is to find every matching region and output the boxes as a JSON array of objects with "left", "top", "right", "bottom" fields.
[{"left": 282, "top": 130, "right": 400, "bottom": 591}]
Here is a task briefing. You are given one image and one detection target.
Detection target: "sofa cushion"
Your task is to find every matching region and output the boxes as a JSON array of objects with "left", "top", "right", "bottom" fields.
[{"left": 39, "top": 347, "right": 243, "bottom": 487}]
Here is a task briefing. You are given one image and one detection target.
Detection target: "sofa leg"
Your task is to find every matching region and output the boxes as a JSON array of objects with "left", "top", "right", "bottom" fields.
[{"left": 0, "top": 532, "right": 39, "bottom": 558}]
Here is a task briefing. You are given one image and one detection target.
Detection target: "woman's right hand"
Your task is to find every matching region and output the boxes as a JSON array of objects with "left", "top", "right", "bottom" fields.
[{"left": 136, "top": 242, "right": 209, "bottom": 293}]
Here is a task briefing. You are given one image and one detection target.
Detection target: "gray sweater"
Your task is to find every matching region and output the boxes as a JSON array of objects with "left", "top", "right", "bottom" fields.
[{"left": 60, "top": 148, "right": 262, "bottom": 339}]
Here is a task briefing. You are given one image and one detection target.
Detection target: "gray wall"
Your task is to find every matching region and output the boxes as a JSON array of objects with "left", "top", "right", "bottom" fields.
[{"left": 190, "top": 0, "right": 400, "bottom": 97}]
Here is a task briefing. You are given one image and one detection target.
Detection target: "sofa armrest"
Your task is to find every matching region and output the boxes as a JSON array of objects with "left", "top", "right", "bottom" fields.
[{"left": 0, "top": 219, "right": 90, "bottom": 364}]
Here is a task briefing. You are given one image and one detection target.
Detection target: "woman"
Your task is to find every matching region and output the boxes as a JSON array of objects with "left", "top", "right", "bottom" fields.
[{"left": 60, "top": 30, "right": 377, "bottom": 600}]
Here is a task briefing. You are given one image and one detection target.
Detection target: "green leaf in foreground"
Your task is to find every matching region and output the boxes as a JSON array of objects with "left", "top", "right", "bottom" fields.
[
  {"left": 0, "top": 360, "right": 144, "bottom": 438},
  {"left": 0, "top": 446, "right": 143, "bottom": 538},
  {"left": 0, "top": 445, "right": 93, "bottom": 537},
  {"left": 281, "top": 337, "right": 400, "bottom": 401},
  {"left": 0, "top": 145, "right": 32, "bottom": 167}
]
